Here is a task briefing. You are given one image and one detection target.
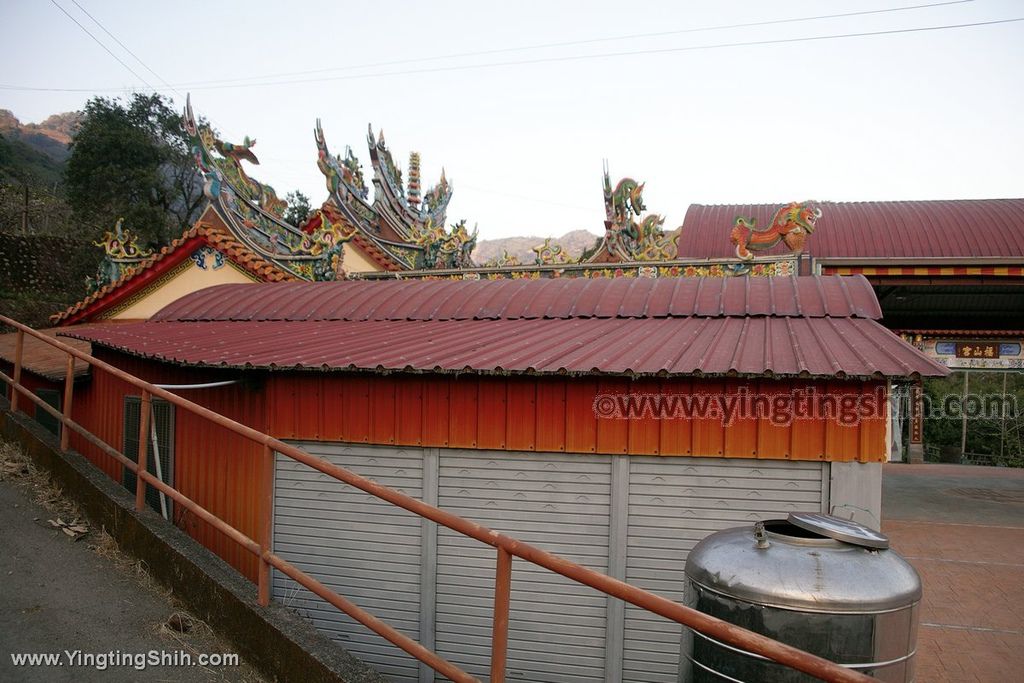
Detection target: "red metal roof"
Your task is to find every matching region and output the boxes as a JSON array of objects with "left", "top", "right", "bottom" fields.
[
  {"left": 0, "top": 328, "right": 92, "bottom": 381},
  {"left": 60, "top": 318, "right": 942, "bottom": 379},
  {"left": 152, "top": 275, "right": 882, "bottom": 322},
  {"left": 677, "top": 199, "right": 1024, "bottom": 261},
  {"left": 62, "top": 276, "right": 946, "bottom": 379}
]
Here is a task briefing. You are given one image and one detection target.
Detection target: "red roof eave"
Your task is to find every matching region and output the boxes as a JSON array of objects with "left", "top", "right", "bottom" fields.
[{"left": 59, "top": 317, "right": 949, "bottom": 380}]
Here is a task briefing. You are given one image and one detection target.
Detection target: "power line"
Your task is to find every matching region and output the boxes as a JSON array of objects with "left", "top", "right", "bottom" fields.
[
  {"left": 54, "top": 1, "right": 238, "bottom": 137},
  {"left": 67, "top": 0, "right": 185, "bottom": 100},
  {"left": 47, "top": 0, "right": 156, "bottom": 92},
  {"left": 5, "top": 14, "right": 1022, "bottom": 94},
  {"left": 190, "top": 16, "right": 1024, "bottom": 91},
  {"left": 162, "top": 0, "right": 977, "bottom": 88}
]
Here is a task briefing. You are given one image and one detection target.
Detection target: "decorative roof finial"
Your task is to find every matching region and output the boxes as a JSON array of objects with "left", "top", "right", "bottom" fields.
[{"left": 407, "top": 152, "right": 422, "bottom": 207}]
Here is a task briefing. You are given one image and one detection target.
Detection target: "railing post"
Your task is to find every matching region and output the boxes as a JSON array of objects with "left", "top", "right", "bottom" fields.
[
  {"left": 258, "top": 443, "right": 274, "bottom": 607},
  {"left": 135, "top": 391, "right": 151, "bottom": 512},
  {"left": 490, "top": 547, "right": 512, "bottom": 683},
  {"left": 60, "top": 354, "right": 74, "bottom": 452},
  {"left": 10, "top": 329, "right": 23, "bottom": 413}
]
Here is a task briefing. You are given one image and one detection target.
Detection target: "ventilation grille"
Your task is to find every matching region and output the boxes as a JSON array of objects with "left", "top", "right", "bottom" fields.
[{"left": 122, "top": 396, "right": 174, "bottom": 515}]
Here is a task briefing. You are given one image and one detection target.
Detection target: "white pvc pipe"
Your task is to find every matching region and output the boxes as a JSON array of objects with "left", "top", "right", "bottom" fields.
[
  {"left": 152, "top": 380, "right": 238, "bottom": 390},
  {"left": 149, "top": 411, "right": 169, "bottom": 521}
]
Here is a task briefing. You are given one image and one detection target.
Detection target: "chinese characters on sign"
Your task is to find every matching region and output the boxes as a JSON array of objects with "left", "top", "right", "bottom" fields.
[
  {"left": 955, "top": 343, "right": 1000, "bottom": 359},
  {"left": 910, "top": 383, "right": 923, "bottom": 444},
  {"left": 924, "top": 340, "right": 1024, "bottom": 370}
]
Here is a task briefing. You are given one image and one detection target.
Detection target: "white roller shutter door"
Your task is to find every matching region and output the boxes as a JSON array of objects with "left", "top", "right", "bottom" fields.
[
  {"left": 621, "top": 458, "right": 825, "bottom": 682},
  {"left": 272, "top": 443, "right": 826, "bottom": 682},
  {"left": 433, "top": 451, "right": 613, "bottom": 683},
  {"left": 273, "top": 442, "right": 426, "bottom": 682}
]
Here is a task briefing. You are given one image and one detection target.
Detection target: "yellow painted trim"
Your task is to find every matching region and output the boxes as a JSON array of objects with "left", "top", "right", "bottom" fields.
[
  {"left": 107, "top": 253, "right": 260, "bottom": 320},
  {"left": 99, "top": 259, "right": 192, "bottom": 320}
]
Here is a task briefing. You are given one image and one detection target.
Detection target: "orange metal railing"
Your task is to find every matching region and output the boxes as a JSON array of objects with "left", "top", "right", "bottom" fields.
[{"left": 0, "top": 316, "right": 875, "bottom": 683}]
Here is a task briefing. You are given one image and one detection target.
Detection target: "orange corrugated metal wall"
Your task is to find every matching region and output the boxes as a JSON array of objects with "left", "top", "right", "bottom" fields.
[
  {"left": 268, "top": 373, "right": 888, "bottom": 462},
  {"left": 68, "top": 350, "right": 265, "bottom": 581},
  {"left": 2, "top": 361, "right": 68, "bottom": 431}
]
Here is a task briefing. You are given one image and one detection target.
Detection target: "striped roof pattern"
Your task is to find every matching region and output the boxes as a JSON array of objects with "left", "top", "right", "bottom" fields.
[
  {"left": 62, "top": 276, "right": 947, "bottom": 380},
  {"left": 677, "top": 199, "right": 1024, "bottom": 260}
]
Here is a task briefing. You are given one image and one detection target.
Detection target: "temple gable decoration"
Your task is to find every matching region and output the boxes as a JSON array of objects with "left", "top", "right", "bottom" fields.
[
  {"left": 184, "top": 97, "right": 353, "bottom": 281},
  {"left": 86, "top": 218, "right": 152, "bottom": 294},
  {"left": 312, "top": 119, "right": 473, "bottom": 271}
]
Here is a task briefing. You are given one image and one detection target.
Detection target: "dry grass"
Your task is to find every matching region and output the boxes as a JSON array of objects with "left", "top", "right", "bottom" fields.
[
  {"left": 0, "top": 438, "right": 82, "bottom": 522},
  {"left": 89, "top": 527, "right": 170, "bottom": 598}
]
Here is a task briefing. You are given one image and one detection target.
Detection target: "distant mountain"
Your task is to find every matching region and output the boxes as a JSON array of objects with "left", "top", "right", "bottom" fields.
[
  {"left": 473, "top": 229, "right": 601, "bottom": 264},
  {"left": 0, "top": 110, "right": 80, "bottom": 186}
]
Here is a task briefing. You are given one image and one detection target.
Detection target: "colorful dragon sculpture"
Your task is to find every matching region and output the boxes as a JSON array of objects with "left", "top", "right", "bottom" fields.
[
  {"left": 597, "top": 164, "right": 678, "bottom": 262},
  {"left": 184, "top": 96, "right": 352, "bottom": 281},
  {"left": 93, "top": 218, "right": 151, "bottom": 261},
  {"left": 605, "top": 175, "right": 646, "bottom": 228},
  {"left": 410, "top": 218, "right": 477, "bottom": 269},
  {"left": 730, "top": 202, "right": 822, "bottom": 260},
  {"left": 299, "top": 209, "right": 358, "bottom": 280},
  {"left": 204, "top": 132, "right": 288, "bottom": 217},
  {"left": 315, "top": 119, "right": 368, "bottom": 201}
]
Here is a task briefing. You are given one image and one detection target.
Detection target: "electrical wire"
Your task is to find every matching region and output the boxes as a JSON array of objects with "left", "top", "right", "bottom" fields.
[
  {"left": 4, "top": 14, "right": 1021, "bottom": 94},
  {"left": 54, "top": 1, "right": 238, "bottom": 136},
  {"left": 165, "top": 0, "right": 978, "bottom": 88},
  {"left": 47, "top": 0, "right": 156, "bottom": 92},
  {"left": 67, "top": 0, "right": 185, "bottom": 100}
]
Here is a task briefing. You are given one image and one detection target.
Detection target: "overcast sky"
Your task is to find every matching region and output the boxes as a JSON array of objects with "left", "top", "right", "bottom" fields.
[{"left": 2, "top": 0, "right": 1022, "bottom": 240}]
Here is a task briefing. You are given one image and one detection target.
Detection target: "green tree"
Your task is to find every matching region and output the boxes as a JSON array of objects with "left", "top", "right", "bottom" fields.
[
  {"left": 284, "top": 190, "right": 312, "bottom": 227},
  {"left": 65, "top": 93, "right": 205, "bottom": 247}
]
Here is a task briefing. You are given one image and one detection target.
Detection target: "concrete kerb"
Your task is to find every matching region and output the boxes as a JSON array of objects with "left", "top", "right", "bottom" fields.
[{"left": 0, "top": 402, "right": 385, "bottom": 683}]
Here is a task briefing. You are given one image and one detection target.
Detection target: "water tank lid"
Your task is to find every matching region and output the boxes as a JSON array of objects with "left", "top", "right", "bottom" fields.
[{"left": 788, "top": 512, "right": 890, "bottom": 549}]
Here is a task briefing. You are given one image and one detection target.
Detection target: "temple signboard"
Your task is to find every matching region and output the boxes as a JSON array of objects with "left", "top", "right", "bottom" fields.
[{"left": 918, "top": 339, "right": 1024, "bottom": 370}]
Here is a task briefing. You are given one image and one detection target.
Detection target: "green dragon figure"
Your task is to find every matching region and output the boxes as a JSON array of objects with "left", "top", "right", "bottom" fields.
[
  {"left": 315, "top": 119, "right": 368, "bottom": 200},
  {"left": 201, "top": 129, "right": 288, "bottom": 217},
  {"left": 597, "top": 163, "right": 678, "bottom": 262}
]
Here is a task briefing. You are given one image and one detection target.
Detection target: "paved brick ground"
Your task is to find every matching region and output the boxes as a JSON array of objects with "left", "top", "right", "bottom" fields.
[{"left": 882, "top": 464, "right": 1024, "bottom": 682}]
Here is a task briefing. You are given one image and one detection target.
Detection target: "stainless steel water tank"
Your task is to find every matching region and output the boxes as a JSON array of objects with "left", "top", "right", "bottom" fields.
[{"left": 683, "top": 513, "right": 921, "bottom": 682}]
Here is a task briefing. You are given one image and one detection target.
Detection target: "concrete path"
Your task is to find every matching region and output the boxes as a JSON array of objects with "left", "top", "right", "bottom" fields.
[
  {"left": 0, "top": 478, "right": 262, "bottom": 682},
  {"left": 882, "top": 463, "right": 1024, "bottom": 683}
]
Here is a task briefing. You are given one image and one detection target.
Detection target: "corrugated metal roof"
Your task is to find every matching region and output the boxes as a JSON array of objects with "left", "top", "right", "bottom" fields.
[
  {"left": 677, "top": 199, "right": 1024, "bottom": 260},
  {"left": 152, "top": 275, "right": 882, "bottom": 322},
  {"left": 59, "top": 318, "right": 944, "bottom": 379},
  {"left": 0, "top": 328, "right": 92, "bottom": 381},
  {"left": 62, "top": 276, "right": 946, "bottom": 379}
]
